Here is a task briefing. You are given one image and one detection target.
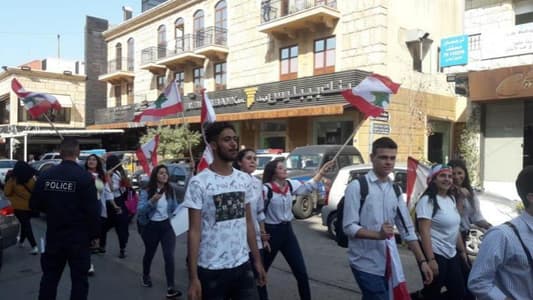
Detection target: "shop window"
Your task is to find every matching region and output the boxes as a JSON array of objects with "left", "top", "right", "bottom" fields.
[
  {"left": 174, "top": 71, "right": 185, "bottom": 95},
  {"left": 156, "top": 75, "right": 166, "bottom": 91},
  {"left": 315, "top": 120, "right": 353, "bottom": 145},
  {"left": 18, "top": 105, "right": 70, "bottom": 123},
  {"left": 114, "top": 85, "right": 122, "bottom": 106},
  {"left": 215, "top": 62, "right": 226, "bottom": 90},
  {"left": 127, "top": 82, "right": 134, "bottom": 105},
  {"left": 260, "top": 121, "right": 287, "bottom": 150},
  {"left": 280, "top": 45, "right": 298, "bottom": 81},
  {"left": 314, "top": 36, "right": 335, "bottom": 75},
  {"left": 193, "top": 68, "right": 204, "bottom": 93}
]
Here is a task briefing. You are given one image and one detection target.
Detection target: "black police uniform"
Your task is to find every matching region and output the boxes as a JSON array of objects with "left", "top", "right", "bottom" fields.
[{"left": 30, "top": 160, "right": 99, "bottom": 300}]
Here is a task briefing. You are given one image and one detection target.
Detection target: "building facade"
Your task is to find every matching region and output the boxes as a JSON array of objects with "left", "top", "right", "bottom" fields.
[
  {"left": 92, "top": 0, "right": 465, "bottom": 163},
  {"left": 444, "top": 0, "right": 533, "bottom": 199}
]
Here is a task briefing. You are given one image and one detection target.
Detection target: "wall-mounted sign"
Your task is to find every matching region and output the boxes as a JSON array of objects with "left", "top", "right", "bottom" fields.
[
  {"left": 440, "top": 35, "right": 469, "bottom": 67},
  {"left": 469, "top": 64, "right": 533, "bottom": 102},
  {"left": 371, "top": 111, "right": 389, "bottom": 122},
  {"left": 481, "top": 23, "right": 533, "bottom": 60},
  {"left": 371, "top": 123, "right": 390, "bottom": 135}
]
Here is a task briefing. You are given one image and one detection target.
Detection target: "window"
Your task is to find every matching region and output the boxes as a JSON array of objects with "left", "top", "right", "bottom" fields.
[
  {"left": 174, "top": 71, "right": 185, "bottom": 95},
  {"left": 515, "top": 1, "right": 533, "bottom": 25},
  {"left": 280, "top": 45, "right": 298, "bottom": 80},
  {"left": 18, "top": 106, "right": 71, "bottom": 123},
  {"left": 314, "top": 36, "right": 335, "bottom": 75},
  {"left": 175, "top": 18, "right": 185, "bottom": 51},
  {"left": 127, "top": 38, "right": 134, "bottom": 71},
  {"left": 193, "top": 10, "right": 205, "bottom": 48},
  {"left": 157, "top": 25, "right": 167, "bottom": 59},
  {"left": 114, "top": 85, "right": 122, "bottom": 106},
  {"left": 193, "top": 68, "right": 204, "bottom": 92},
  {"left": 214, "top": 62, "right": 226, "bottom": 90},
  {"left": 157, "top": 75, "right": 166, "bottom": 91},
  {"left": 115, "top": 43, "right": 122, "bottom": 71},
  {"left": 215, "top": 1, "right": 227, "bottom": 45},
  {"left": 127, "top": 82, "right": 134, "bottom": 104}
]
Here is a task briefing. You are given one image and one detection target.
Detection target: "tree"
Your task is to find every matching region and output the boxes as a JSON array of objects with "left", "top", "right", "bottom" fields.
[{"left": 139, "top": 124, "right": 201, "bottom": 160}]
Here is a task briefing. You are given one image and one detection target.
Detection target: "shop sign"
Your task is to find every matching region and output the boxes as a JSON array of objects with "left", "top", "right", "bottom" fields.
[
  {"left": 469, "top": 64, "right": 533, "bottom": 101},
  {"left": 185, "top": 96, "right": 246, "bottom": 110},
  {"left": 371, "top": 123, "right": 390, "bottom": 135},
  {"left": 481, "top": 23, "right": 533, "bottom": 60},
  {"left": 371, "top": 111, "right": 390, "bottom": 122},
  {"left": 440, "top": 35, "right": 469, "bottom": 67},
  {"left": 254, "top": 79, "right": 352, "bottom": 105}
]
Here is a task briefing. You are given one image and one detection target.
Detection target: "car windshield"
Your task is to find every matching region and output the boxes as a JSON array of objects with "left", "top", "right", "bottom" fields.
[
  {"left": 286, "top": 154, "right": 322, "bottom": 170},
  {"left": 0, "top": 161, "right": 16, "bottom": 168},
  {"left": 257, "top": 156, "right": 273, "bottom": 170}
]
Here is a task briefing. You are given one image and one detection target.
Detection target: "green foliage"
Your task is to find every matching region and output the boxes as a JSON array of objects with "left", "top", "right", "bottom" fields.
[
  {"left": 140, "top": 125, "right": 201, "bottom": 160},
  {"left": 458, "top": 103, "right": 481, "bottom": 186}
]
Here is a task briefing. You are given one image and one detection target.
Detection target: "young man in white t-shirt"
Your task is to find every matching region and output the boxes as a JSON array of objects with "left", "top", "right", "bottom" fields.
[{"left": 184, "top": 122, "right": 266, "bottom": 300}]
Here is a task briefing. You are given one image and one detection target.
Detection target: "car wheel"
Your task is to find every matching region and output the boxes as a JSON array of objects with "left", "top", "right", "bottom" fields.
[
  {"left": 465, "top": 228, "right": 484, "bottom": 256},
  {"left": 327, "top": 211, "right": 337, "bottom": 240},
  {"left": 292, "top": 195, "right": 313, "bottom": 219}
]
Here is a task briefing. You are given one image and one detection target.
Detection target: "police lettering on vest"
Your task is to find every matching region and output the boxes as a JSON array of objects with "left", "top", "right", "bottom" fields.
[{"left": 44, "top": 180, "right": 76, "bottom": 192}]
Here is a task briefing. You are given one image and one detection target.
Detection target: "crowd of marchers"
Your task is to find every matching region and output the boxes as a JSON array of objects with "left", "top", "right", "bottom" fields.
[{"left": 6, "top": 121, "right": 531, "bottom": 300}]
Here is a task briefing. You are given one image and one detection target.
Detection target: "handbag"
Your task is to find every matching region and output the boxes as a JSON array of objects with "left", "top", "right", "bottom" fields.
[{"left": 125, "top": 188, "right": 139, "bottom": 216}]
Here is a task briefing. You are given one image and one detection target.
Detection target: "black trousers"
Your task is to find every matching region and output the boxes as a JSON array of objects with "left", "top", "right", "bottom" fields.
[
  {"left": 14, "top": 209, "right": 37, "bottom": 247},
  {"left": 100, "top": 200, "right": 129, "bottom": 250},
  {"left": 39, "top": 243, "right": 90, "bottom": 300},
  {"left": 141, "top": 219, "right": 176, "bottom": 288},
  {"left": 422, "top": 253, "right": 467, "bottom": 300}
]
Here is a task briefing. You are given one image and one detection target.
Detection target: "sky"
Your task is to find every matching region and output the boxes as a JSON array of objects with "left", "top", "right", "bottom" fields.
[{"left": 0, "top": 0, "right": 142, "bottom": 67}]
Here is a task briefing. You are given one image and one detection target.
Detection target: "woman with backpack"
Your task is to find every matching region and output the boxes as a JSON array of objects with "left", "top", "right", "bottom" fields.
[
  {"left": 260, "top": 158, "right": 334, "bottom": 300},
  {"left": 415, "top": 164, "right": 470, "bottom": 300},
  {"left": 233, "top": 148, "right": 270, "bottom": 299},
  {"left": 100, "top": 155, "right": 130, "bottom": 258},
  {"left": 137, "top": 164, "right": 181, "bottom": 299},
  {"left": 4, "top": 161, "right": 38, "bottom": 254}
]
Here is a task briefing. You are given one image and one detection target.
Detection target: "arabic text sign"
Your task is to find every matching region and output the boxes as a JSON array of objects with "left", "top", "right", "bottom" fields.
[{"left": 440, "top": 35, "right": 469, "bottom": 67}]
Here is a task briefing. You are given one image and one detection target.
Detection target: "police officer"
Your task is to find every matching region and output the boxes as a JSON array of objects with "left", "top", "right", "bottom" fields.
[{"left": 30, "top": 138, "right": 99, "bottom": 300}]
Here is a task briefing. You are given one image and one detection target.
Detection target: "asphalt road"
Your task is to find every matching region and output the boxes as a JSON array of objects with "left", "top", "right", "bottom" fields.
[{"left": 0, "top": 215, "right": 425, "bottom": 299}]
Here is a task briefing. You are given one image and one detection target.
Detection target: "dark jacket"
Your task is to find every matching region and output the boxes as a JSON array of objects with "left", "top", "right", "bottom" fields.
[{"left": 30, "top": 160, "right": 99, "bottom": 248}]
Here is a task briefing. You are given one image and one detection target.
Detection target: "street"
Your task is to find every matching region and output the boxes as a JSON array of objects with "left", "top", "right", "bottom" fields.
[{"left": 0, "top": 215, "right": 424, "bottom": 299}]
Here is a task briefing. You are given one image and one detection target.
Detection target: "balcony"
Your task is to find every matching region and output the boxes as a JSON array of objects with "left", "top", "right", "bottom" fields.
[
  {"left": 258, "top": 0, "right": 340, "bottom": 38},
  {"left": 99, "top": 58, "right": 135, "bottom": 84},
  {"left": 157, "top": 34, "right": 205, "bottom": 69},
  {"left": 140, "top": 47, "right": 166, "bottom": 74},
  {"left": 193, "top": 27, "right": 229, "bottom": 59}
]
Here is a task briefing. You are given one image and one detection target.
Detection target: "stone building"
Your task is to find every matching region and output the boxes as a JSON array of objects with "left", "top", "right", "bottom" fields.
[{"left": 91, "top": 0, "right": 465, "bottom": 163}]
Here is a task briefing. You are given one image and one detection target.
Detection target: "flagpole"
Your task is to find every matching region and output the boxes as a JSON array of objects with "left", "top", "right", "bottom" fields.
[
  {"left": 330, "top": 116, "right": 368, "bottom": 163},
  {"left": 43, "top": 114, "right": 64, "bottom": 140}
]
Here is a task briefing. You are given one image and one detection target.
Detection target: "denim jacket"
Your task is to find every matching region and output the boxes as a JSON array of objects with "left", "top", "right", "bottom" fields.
[{"left": 137, "top": 185, "right": 179, "bottom": 226}]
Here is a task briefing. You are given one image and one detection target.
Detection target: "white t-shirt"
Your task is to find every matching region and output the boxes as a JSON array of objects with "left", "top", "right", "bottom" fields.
[
  {"left": 263, "top": 179, "right": 317, "bottom": 224},
  {"left": 150, "top": 192, "right": 169, "bottom": 221},
  {"left": 183, "top": 168, "right": 253, "bottom": 270},
  {"left": 416, "top": 194, "right": 461, "bottom": 258},
  {"left": 249, "top": 175, "right": 265, "bottom": 249}
]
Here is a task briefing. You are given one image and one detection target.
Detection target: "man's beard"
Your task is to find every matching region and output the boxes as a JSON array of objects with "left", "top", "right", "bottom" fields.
[{"left": 216, "top": 147, "right": 237, "bottom": 162}]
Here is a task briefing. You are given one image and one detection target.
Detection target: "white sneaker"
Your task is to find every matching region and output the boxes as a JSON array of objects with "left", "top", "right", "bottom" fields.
[
  {"left": 30, "top": 246, "right": 39, "bottom": 255},
  {"left": 88, "top": 264, "right": 95, "bottom": 276}
]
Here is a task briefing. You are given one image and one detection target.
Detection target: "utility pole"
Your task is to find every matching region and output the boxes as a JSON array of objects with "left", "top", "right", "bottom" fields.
[{"left": 57, "top": 34, "right": 61, "bottom": 59}]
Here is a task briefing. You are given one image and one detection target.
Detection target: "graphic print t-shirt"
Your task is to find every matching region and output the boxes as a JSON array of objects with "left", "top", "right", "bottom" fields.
[{"left": 183, "top": 168, "right": 253, "bottom": 270}]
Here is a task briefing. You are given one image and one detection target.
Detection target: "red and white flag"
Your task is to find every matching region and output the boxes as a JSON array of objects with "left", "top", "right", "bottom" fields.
[
  {"left": 136, "top": 135, "right": 160, "bottom": 175},
  {"left": 11, "top": 78, "right": 62, "bottom": 118},
  {"left": 406, "top": 157, "right": 430, "bottom": 210},
  {"left": 133, "top": 82, "right": 183, "bottom": 122},
  {"left": 200, "top": 88, "right": 216, "bottom": 124},
  {"left": 385, "top": 238, "right": 411, "bottom": 300},
  {"left": 197, "top": 88, "right": 217, "bottom": 173},
  {"left": 341, "top": 73, "right": 400, "bottom": 118}
]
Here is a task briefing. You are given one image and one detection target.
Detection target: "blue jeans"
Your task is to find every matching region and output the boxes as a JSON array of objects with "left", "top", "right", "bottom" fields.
[
  {"left": 198, "top": 261, "right": 258, "bottom": 300},
  {"left": 351, "top": 268, "right": 388, "bottom": 300},
  {"left": 261, "top": 222, "right": 310, "bottom": 300},
  {"left": 141, "top": 219, "right": 176, "bottom": 288}
]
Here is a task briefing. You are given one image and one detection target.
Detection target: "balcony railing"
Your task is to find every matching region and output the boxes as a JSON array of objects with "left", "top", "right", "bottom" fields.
[
  {"left": 141, "top": 47, "right": 159, "bottom": 65},
  {"left": 106, "top": 58, "right": 134, "bottom": 73},
  {"left": 260, "top": 0, "right": 337, "bottom": 23},
  {"left": 193, "top": 27, "right": 228, "bottom": 49}
]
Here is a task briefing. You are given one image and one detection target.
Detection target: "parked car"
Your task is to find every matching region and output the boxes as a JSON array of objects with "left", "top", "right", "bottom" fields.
[
  {"left": 285, "top": 145, "right": 364, "bottom": 219},
  {"left": 135, "top": 163, "right": 193, "bottom": 202},
  {"left": 252, "top": 152, "right": 290, "bottom": 177},
  {"left": 39, "top": 152, "right": 61, "bottom": 160},
  {"left": 0, "top": 159, "right": 17, "bottom": 185},
  {"left": 321, "top": 164, "right": 407, "bottom": 239},
  {"left": 30, "top": 159, "right": 62, "bottom": 174},
  {"left": 0, "top": 192, "right": 20, "bottom": 270}
]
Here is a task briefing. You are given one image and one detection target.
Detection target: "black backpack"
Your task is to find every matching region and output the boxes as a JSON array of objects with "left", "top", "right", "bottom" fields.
[
  {"left": 264, "top": 180, "right": 293, "bottom": 212},
  {"left": 335, "top": 175, "right": 407, "bottom": 248}
]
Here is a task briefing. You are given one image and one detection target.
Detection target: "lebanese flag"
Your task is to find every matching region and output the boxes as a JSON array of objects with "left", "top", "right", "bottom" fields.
[
  {"left": 200, "top": 88, "right": 216, "bottom": 124},
  {"left": 134, "top": 82, "right": 183, "bottom": 122},
  {"left": 406, "top": 157, "right": 430, "bottom": 210},
  {"left": 341, "top": 73, "right": 400, "bottom": 118},
  {"left": 11, "top": 78, "right": 62, "bottom": 118},
  {"left": 136, "top": 135, "right": 160, "bottom": 175},
  {"left": 196, "top": 145, "right": 214, "bottom": 173},
  {"left": 385, "top": 238, "right": 411, "bottom": 300}
]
